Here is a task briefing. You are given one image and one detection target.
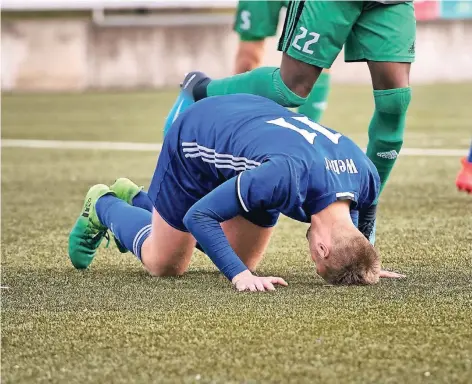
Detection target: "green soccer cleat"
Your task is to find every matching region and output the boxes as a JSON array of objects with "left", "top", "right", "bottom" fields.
[
  {"left": 68, "top": 184, "right": 115, "bottom": 269},
  {"left": 109, "top": 178, "right": 143, "bottom": 253},
  {"left": 110, "top": 178, "right": 143, "bottom": 205}
]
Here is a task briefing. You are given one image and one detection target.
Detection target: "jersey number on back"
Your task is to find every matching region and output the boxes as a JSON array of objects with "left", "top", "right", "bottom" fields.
[
  {"left": 267, "top": 116, "right": 342, "bottom": 145},
  {"left": 240, "top": 10, "right": 251, "bottom": 30}
]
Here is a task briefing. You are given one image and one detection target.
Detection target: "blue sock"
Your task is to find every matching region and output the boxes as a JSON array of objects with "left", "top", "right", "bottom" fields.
[
  {"left": 132, "top": 191, "right": 153, "bottom": 212},
  {"left": 96, "top": 195, "right": 151, "bottom": 260},
  {"left": 468, "top": 141, "right": 472, "bottom": 163}
]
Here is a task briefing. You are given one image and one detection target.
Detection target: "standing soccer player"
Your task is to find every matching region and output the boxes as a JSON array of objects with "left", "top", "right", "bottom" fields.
[
  {"left": 69, "top": 95, "right": 404, "bottom": 291},
  {"left": 165, "top": 1, "right": 416, "bottom": 244},
  {"left": 233, "top": 0, "right": 331, "bottom": 122}
]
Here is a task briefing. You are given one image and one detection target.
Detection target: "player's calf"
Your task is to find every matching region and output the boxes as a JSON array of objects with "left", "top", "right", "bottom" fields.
[
  {"left": 279, "top": 53, "right": 321, "bottom": 98},
  {"left": 367, "top": 62, "right": 412, "bottom": 194},
  {"left": 188, "top": 53, "right": 322, "bottom": 109},
  {"left": 360, "top": 64, "right": 412, "bottom": 244}
]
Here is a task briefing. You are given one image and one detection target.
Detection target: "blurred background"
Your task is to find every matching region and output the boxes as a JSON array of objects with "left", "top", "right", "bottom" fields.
[{"left": 1, "top": 0, "right": 472, "bottom": 92}]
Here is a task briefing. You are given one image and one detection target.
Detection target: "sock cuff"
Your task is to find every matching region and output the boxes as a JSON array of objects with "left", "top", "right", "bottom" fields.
[
  {"left": 194, "top": 77, "right": 211, "bottom": 100},
  {"left": 132, "top": 224, "right": 152, "bottom": 260},
  {"left": 373, "top": 87, "right": 411, "bottom": 97},
  {"left": 373, "top": 87, "right": 411, "bottom": 114},
  {"left": 272, "top": 68, "right": 307, "bottom": 107}
]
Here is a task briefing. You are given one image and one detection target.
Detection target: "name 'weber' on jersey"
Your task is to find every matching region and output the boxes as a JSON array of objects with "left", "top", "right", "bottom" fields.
[{"left": 168, "top": 94, "right": 380, "bottom": 223}]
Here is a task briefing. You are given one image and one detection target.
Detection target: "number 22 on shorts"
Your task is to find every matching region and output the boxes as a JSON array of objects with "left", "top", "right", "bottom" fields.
[{"left": 292, "top": 27, "right": 320, "bottom": 54}]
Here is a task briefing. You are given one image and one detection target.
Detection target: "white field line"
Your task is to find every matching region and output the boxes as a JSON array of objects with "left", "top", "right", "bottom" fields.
[
  {"left": 2, "top": 139, "right": 162, "bottom": 151},
  {"left": 1, "top": 139, "right": 468, "bottom": 157}
]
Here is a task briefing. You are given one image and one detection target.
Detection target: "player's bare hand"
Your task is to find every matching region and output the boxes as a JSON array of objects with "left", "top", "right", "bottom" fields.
[
  {"left": 380, "top": 269, "right": 406, "bottom": 279},
  {"left": 232, "top": 270, "right": 288, "bottom": 292}
]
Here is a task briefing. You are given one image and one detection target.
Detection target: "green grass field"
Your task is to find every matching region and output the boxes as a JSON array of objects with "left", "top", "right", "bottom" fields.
[{"left": 2, "top": 84, "right": 472, "bottom": 384}]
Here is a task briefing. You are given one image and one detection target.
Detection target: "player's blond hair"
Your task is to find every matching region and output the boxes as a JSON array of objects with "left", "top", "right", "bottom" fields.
[{"left": 321, "top": 229, "right": 380, "bottom": 285}]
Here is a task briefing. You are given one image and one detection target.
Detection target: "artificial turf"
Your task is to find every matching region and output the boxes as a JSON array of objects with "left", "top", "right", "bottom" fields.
[{"left": 2, "top": 84, "right": 471, "bottom": 383}]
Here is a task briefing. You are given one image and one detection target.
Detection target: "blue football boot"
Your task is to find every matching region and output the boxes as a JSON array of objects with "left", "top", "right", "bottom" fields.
[{"left": 163, "top": 71, "right": 210, "bottom": 137}]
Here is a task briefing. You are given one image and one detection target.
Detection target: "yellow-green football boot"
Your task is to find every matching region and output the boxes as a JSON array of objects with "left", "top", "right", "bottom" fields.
[
  {"left": 110, "top": 178, "right": 143, "bottom": 205},
  {"left": 68, "top": 184, "right": 115, "bottom": 269}
]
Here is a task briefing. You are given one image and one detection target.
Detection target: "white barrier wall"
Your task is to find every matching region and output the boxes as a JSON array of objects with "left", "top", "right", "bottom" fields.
[{"left": 2, "top": 17, "right": 472, "bottom": 91}]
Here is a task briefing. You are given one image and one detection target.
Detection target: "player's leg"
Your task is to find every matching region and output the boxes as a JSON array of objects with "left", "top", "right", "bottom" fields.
[
  {"left": 233, "top": 0, "right": 332, "bottom": 122},
  {"left": 456, "top": 141, "right": 472, "bottom": 194},
  {"left": 346, "top": 2, "right": 415, "bottom": 195},
  {"left": 162, "top": 0, "right": 283, "bottom": 135},
  {"left": 169, "top": 1, "right": 358, "bottom": 115},
  {"left": 297, "top": 70, "right": 331, "bottom": 122},
  {"left": 141, "top": 209, "right": 195, "bottom": 276},
  {"left": 110, "top": 177, "right": 275, "bottom": 268},
  {"left": 68, "top": 184, "right": 195, "bottom": 275},
  {"left": 205, "top": 0, "right": 359, "bottom": 100},
  {"left": 97, "top": 194, "right": 195, "bottom": 276},
  {"left": 110, "top": 178, "right": 203, "bottom": 271},
  {"left": 110, "top": 177, "right": 153, "bottom": 212},
  {"left": 367, "top": 60, "right": 412, "bottom": 194},
  {"left": 345, "top": 2, "right": 416, "bottom": 243}
]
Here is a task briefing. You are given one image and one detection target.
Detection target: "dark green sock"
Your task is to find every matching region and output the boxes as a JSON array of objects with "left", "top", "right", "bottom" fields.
[
  {"left": 366, "top": 87, "right": 411, "bottom": 200},
  {"left": 207, "top": 67, "right": 306, "bottom": 108},
  {"left": 297, "top": 72, "right": 331, "bottom": 122}
]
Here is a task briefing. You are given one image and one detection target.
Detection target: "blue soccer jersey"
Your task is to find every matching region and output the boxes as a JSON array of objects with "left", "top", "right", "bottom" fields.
[{"left": 149, "top": 94, "right": 380, "bottom": 280}]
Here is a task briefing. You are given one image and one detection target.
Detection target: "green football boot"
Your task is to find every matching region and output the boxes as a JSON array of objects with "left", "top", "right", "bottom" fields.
[
  {"left": 109, "top": 178, "right": 143, "bottom": 253},
  {"left": 68, "top": 184, "right": 115, "bottom": 269},
  {"left": 110, "top": 178, "right": 143, "bottom": 205}
]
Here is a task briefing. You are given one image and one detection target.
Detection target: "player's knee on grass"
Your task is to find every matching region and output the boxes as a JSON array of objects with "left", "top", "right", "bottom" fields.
[
  {"left": 234, "top": 40, "right": 265, "bottom": 74},
  {"left": 140, "top": 213, "right": 195, "bottom": 277},
  {"left": 280, "top": 53, "right": 323, "bottom": 98},
  {"left": 146, "top": 264, "right": 186, "bottom": 277},
  {"left": 142, "top": 248, "right": 189, "bottom": 277}
]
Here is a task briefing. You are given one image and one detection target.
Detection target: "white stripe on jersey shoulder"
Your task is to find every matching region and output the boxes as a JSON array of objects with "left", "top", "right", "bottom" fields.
[
  {"left": 186, "top": 155, "right": 257, "bottom": 171},
  {"left": 336, "top": 192, "right": 355, "bottom": 199},
  {"left": 237, "top": 173, "right": 249, "bottom": 212},
  {"left": 182, "top": 142, "right": 261, "bottom": 166},
  {"left": 186, "top": 155, "right": 256, "bottom": 171},
  {"left": 181, "top": 142, "right": 262, "bottom": 173}
]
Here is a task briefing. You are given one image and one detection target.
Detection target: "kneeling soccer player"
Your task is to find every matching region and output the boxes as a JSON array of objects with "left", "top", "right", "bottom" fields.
[{"left": 69, "top": 95, "right": 403, "bottom": 291}]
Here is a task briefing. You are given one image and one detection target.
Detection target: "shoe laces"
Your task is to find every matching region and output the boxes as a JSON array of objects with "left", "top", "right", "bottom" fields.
[{"left": 104, "top": 232, "right": 111, "bottom": 248}]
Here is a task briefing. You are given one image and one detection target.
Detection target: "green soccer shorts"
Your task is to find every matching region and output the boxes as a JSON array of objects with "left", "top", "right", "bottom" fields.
[
  {"left": 233, "top": 0, "right": 288, "bottom": 41},
  {"left": 278, "top": 1, "right": 416, "bottom": 68}
]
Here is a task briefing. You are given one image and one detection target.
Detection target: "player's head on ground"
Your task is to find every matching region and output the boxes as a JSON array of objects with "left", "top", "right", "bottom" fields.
[{"left": 307, "top": 201, "right": 380, "bottom": 285}]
